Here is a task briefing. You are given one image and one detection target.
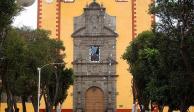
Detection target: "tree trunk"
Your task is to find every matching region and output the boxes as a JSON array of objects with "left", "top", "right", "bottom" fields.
[
  {"left": 132, "top": 79, "right": 136, "bottom": 104},
  {"left": 139, "top": 106, "right": 145, "bottom": 112},
  {"left": 6, "top": 88, "right": 14, "bottom": 112},
  {"left": 136, "top": 94, "right": 144, "bottom": 112},
  {"left": 137, "top": 95, "right": 149, "bottom": 112},
  {"left": 31, "top": 95, "right": 38, "bottom": 112},
  {"left": 46, "top": 70, "right": 60, "bottom": 112},
  {"left": 0, "top": 29, "right": 6, "bottom": 52},
  {"left": 179, "top": 103, "right": 189, "bottom": 112},
  {"left": 13, "top": 96, "right": 19, "bottom": 112},
  {"left": 180, "top": 107, "right": 188, "bottom": 112},
  {"left": 168, "top": 106, "right": 173, "bottom": 112},
  {"left": 159, "top": 105, "right": 164, "bottom": 112},
  {"left": 138, "top": 101, "right": 145, "bottom": 112},
  {"left": 22, "top": 97, "right": 27, "bottom": 112},
  {"left": 6, "top": 96, "right": 13, "bottom": 112},
  {"left": 180, "top": 22, "right": 194, "bottom": 82},
  {"left": 53, "top": 71, "right": 59, "bottom": 105},
  {"left": 48, "top": 105, "right": 52, "bottom": 112},
  {"left": 180, "top": 47, "right": 193, "bottom": 74},
  {"left": 44, "top": 94, "right": 48, "bottom": 112},
  {"left": 44, "top": 93, "right": 52, "bottom": 112}
]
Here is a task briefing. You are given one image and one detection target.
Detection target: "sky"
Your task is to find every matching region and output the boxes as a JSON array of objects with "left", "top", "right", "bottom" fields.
[{"left": 12, "top": 0, "right": 37, "bottom": 29}]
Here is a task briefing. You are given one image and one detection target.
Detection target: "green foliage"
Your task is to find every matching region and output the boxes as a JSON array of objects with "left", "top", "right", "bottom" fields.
[
  {"left": 2, "top": 28, "right": 27, "bottom": 92},
  {"left": 49, "top": 68, "right": 74, "bottom": 105},
  {"left": 0, "top": 1, "right": 73, "bottom": 111},
  {"left": 123, "top": 31, "right": 155, "bottom": 64},
  {"left": 149, "top": 0, "right": 194, "bottom": 36},
  {"left": 149, "top": 1, "right": 194, "bottom": 111},
  {"left": 123, "top": 30, "right": 194, "bottom": 111},
  {"left": 1, "top": 28, "right": 29, "bottom": 112},
  {"left": 0, "top": 0, "right": 20, "bottom": 31},
  {"left": 17, "top": 28, "right": 73, "bottom": 111},
  {"left": 1, "top": 27, "right": 74, "bottom": 112},
  {"left": 123, "top": 31, "right": 164, "bottom": 110},
  {"left": 123, "top": 28, "right": 194, "bottom": 111},
  {"left": 123, "top": 1, "right": 194, "bottom": 111}
]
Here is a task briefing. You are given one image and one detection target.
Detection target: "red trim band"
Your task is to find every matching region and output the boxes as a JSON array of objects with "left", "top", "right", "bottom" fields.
[
  {"left": 131, "top": 0, "right": 137, "bottom": 40},
  {"left": 56, "top": 0, "right": 61, "bottom": 40},
  {"left": 37, "top": 0, "right": 42, "bottom": 28},
  {"left": 151, "top": 0, "right": 155, "bottom": 24}
]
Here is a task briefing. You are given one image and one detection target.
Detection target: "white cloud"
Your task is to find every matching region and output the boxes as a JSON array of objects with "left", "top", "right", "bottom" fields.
[{"left": 12, "top": 0, "right": 37, "bottom": 29}]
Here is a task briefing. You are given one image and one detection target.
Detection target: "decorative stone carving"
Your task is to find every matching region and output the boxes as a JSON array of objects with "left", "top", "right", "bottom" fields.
[
  {"left": 72, "top": 1, "right": 118, "bottom": 38},
  {"left": 72, "top": 1, "right": 118, "bottom": 112}
]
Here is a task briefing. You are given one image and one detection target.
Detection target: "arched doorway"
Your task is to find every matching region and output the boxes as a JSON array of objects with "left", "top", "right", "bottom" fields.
[{"left": 85, "top": 87, "right": 104, "bottom": 112}]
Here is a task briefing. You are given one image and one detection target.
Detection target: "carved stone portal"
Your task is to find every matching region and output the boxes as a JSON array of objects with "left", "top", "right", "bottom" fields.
[{"left": 72, "top": 1, "right": 118, "bottom": 112}]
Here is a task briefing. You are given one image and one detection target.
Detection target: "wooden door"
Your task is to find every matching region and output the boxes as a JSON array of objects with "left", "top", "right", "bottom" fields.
[{"left": 85, "top": 87, "right": 104, "bottom": 112}]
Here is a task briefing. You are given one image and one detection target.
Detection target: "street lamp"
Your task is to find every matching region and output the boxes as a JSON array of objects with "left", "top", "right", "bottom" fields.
[{"left": 37, "top": 62, "right": 64, "bottom": 112}]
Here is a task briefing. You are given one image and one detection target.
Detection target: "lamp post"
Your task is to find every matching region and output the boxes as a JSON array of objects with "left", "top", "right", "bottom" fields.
[{"left": 37, "top": 62, "right": 64, "bottom": 112}]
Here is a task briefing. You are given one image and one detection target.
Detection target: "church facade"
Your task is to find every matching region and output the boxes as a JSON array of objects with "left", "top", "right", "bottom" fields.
[
  {"left": 1, "top": 0, "right": 194, "bottom": 112},
  {"left": 72, "top": 2, "right": 118, "bottom": 112},
  {"left": 37, "top": 0, "right": 153, "bottom": 112}
]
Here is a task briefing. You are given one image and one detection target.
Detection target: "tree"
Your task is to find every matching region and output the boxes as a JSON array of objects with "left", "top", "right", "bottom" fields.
[
  {"left": 43, "top": 67, "right": 74, "bottom": 112},
  {"left": 0, "top": 1, "right": 73, "bottom": 111},
  {"left": 1, "top": 27, "right": 74, "bottom": 112},
  {"left": 149, "top": 0, "right": 194, "bottom": 81},
  {"left": 123, "top": 31, "right": 159, "bottom": 111},
  {"left": 18, "top": 28, "right": 74, "bottom": 112},
  {"left": 149, "top": 0, "right": 194, "bottom": 111},
  {"left": 124, "top": 1, "right": 194, "bottom": 111},
  {"left": 123, "top": 30, "right": 194, "bottom": 112},
  {"left": 0, "top": 1, "right": 20, "bottom": 107},
  {"left": 0, "top": 0, "right": 20, "bottom": 54},
  {"left": 2, "top": 28, "right": 27, "bottom": 112}
]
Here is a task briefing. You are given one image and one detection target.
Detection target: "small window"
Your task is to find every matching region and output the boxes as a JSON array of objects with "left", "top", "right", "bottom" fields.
[
  {"left": 115, "top": 0, "right": 128, "bottom": 2},
  {"left": 89, "top": 46, "right": 100, "bottom": 62},
  {"left": 62, "top": 0, "right": 74, "bottom": 3}
]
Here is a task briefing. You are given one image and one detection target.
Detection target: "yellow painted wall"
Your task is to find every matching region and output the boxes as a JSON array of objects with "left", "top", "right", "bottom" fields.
[
  {"left": 135, "top": 0, "right": 152, "bottom": 34},
  {"left": 59, "top": 0, "right": 135, "bottom": 109},
  {"left": 0, "top": 98, "right": 45, "bottom": 111},
  {"left": 39, "top": 0, "right": 152, "bottom": 110},
  {"left": 1, "top": 103, "right": 34, "bottom": 112},
  {"left": 1, "top": 0, "right": 153, "bottom": 111},
  {"left": 40, "top": 0, "right": 58, "bottom": 39},
  {"left": 1, "top": 0, "right": 194, "bottom": 112}
]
